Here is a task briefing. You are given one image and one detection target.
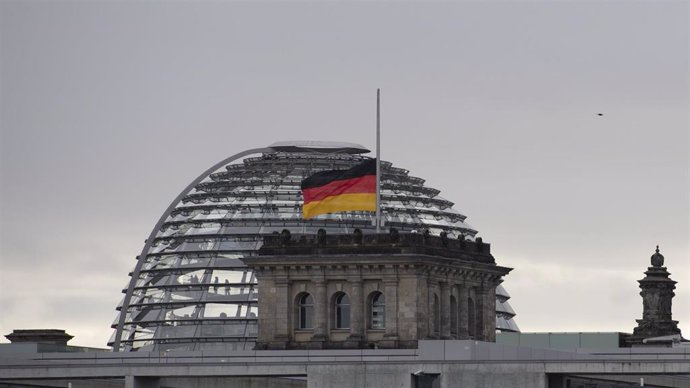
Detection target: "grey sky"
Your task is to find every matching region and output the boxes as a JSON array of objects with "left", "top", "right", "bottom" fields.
[{"left": 1, "top": 1, "right": 688, "bottom": 348}]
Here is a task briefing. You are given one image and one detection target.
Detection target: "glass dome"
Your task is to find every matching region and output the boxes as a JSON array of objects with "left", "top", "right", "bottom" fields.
[{"left": 110, "top": 142, "right": 519, "bottom": 352}]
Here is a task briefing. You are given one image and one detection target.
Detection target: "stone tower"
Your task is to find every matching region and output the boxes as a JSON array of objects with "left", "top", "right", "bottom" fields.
[
  {"left": 627, "top": 246, "right": 682, "bottom": 346},
  {"left": 245, "top": 230, "right": 511, "bottom": 350}
]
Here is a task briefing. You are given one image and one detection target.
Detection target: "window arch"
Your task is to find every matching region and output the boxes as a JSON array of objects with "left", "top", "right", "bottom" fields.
[
  {"left": 369, "top": 291, "right": 385, "bottom": 329},
  {"left": 333, "top": 292, "right": 351, "bottom": 329},
  {"left": 296, "top": 293, "right": 314, "bottom": 329}
]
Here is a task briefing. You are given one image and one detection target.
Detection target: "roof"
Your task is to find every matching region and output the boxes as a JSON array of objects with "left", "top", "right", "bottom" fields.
[{"left": 268, "top": 141, "right": 370, "bottom": 154}]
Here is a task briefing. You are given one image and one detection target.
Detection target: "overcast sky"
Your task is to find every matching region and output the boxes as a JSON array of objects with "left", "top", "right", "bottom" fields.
[{"left": 1, "top": 1, "right": 688, "bottom": 349}]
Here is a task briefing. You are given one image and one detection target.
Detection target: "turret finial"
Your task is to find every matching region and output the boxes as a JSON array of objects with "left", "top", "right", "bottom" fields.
[{"left": 651, "top": 245, "right": 664, "bottom": 267}]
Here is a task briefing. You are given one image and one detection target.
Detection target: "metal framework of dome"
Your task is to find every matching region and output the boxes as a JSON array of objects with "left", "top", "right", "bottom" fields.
[{"left": 110, "top": 142, "right": 519, "bottom": 352}]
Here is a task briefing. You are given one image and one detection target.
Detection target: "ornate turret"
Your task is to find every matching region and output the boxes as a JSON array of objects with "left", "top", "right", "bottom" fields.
[{"left": 626, "top": 246, "right": 682, "bottom": 346}]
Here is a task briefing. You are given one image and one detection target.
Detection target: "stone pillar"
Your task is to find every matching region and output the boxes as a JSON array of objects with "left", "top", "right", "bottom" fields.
[
  {"left": 484, "top": 285, "right": 497, "bottom": 342},
  {"left": 273, "top": 278, "right": 290, "bottom": 347},
  {"left": 312, "top": 279, "right": 328, "bottom": 346},
  {"left": 379, "top": 278, "right": 398, "bottom": 348},
  {"left": 416, "top": 275, "right": 429, "bottom": 339},
  {"left": 348, "top": 279, "right": 364, "bottom": 344},
  {"left": 255, "top": 276, "right": 273, "bottom": 348},
  {"left": 457, "top": 284, "right": 469, "bottom": 339},
  {"left": 440, "top": 281, "right": 451, "bottom": 339},
  {"left": 475, "top": 286, "right": 489, "bottom": 341},
  {"left": 428, "top": 281, "right": 439, "bottom": 338}
]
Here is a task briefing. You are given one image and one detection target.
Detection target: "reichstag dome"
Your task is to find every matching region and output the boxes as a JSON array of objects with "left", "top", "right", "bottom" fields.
[{"left": 109, "top": 141, "right": 519, "bottom": 352}]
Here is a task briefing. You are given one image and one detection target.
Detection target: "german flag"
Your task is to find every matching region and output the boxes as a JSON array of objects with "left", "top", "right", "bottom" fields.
[{"left": 301, "top": 159, "right": 377, "bottom": 219}]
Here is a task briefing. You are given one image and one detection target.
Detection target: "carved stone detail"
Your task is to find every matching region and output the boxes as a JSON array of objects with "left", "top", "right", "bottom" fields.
[{"left": 626, "top": 246, "right": 682, "bottom": 346}]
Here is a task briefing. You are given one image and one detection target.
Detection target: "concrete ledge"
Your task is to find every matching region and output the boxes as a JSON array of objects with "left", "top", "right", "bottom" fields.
[{"left": 1, "top": 341, "right": 689, "bottom": 382}]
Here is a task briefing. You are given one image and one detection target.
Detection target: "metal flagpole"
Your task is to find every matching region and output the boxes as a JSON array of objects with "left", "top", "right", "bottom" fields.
[{"left": 376, "top": 88, "right": 381, "bottom": 233}]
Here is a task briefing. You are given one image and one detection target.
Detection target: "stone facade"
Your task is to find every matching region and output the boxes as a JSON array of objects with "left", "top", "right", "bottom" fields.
[
  {"left": 243, "top": 230, "right": 511, "bottom": 350},
  {"left": 626, "top": 246, "right": 683, "bottom": 346}
]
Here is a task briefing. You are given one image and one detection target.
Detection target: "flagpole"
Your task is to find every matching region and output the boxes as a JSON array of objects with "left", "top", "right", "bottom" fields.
[{"left": 376, "top": 88, "right": 381, "bottom": 233}]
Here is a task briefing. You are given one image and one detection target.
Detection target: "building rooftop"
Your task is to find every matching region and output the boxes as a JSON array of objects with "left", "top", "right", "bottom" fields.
[
  {"left": 258, "top": 229, "right": 496, "bottom": 263},
  {"left": 268, "top": 141, "right": 370, "bottom": 154},
  {"left": 110, "top": 144, "right": 520, "bottom": 352}
]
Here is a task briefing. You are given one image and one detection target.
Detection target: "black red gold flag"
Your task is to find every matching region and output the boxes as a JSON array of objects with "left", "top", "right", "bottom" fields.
[{"left": 301, "top": 159, "right": 377, "bottom": 219}]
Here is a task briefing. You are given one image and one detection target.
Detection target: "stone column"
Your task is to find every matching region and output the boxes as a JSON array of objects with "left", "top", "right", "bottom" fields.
[
  {"left": 312, "top": 279, "right": 328, "bottom": 346},
  {"left": 475, "top": 286, "right": 488, "bottom": 341},
  {"left": 273, "top": 278, "right": 290, "bottom": 347},
  {"left": 348, "top": 279, "right": 364, "bottom": 342},
  {"left": 416, "top": 275, "right": 429, "bottom": 339},
  {"left": 440, "top": 281, "right": 451, "bottom": 339},
  {"left": 484, "top": 285, "right": 497, "bottom": 342},
  {"left": 380, "top": 278, "right": 399, "bottom": 347},
  {"left": 457, "top": 284, "right": 469, "bottom": 339}
]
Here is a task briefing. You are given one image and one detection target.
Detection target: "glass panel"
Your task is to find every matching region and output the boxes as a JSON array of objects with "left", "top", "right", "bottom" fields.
[
  {"left": 506, "top": 318, "right": 520, "bottom": 332},
  {"left": 298, "top": 294, "right": 313, "bottom": 329},
  {"left": 192, "top": 211, "right": 229, "bottom": 221},
  {"left": 149, "top": 241, "right": 172, "bottom": 254},
  {"left": 143, "top": 255, "right": 179, "bottom": 271},
  {"left": 219, "top": 226, "right": 262, "bottom": 235},
  {"left": 206, "top": 285, "right": 252, "bottom": 298},
  {"left": 185, "top": 223, "right": 221, "bottom": 235},
  {"left": 216, "top": 253, "right": 245, "bottom": 261},
  {"left": 135, "top": 274, "right": 170, "bottom": 288},
  {"left": 204, "top": 303, "right": 241, "bottom": 318},
  {"left": 165, "top": 305, "right": 197, "bottom": 320},
  {"left": 300, "top": 306, "right": 313, "bottom": 329},
  {"left": 217, "top": 240, "right": 248, "bottom": 250},
  {"left": 170, "top": 290, "right": 202, "bottom": 301},
  {"left": 176, "top": 270, "right": 206, "bottom": 285},
  {"left": 370, "top": 292, "right": 385, "bottom": 329},
  {"left": 199, "top": 322, "right": 250, "bottom": 337},
  {"left": 214, "top": 257, "right": 245, "bottom": 267},
  {"left": 180, "top": 240, "right": 218, "bottom": 251},
  {"left": 212, "top": 270, "right": 252, "bottom": 284},
  {"left": 133, "top": 329, "right": 155, "bottom": 341},
  {"left": 138, "top": 289, "right": 166, "bottom": 304},
  {"left": 158, "top": 325, "right": 197, "bottom": 339},
  {"left": 130, "top": 307, "right": 163, "bottom": 322},
  {"left": 335, "top": 293, "right": 350, "bottom": 329}
]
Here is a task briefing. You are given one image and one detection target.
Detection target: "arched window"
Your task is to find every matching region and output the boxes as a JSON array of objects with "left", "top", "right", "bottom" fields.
[
  {"left": 369, "top": 292, "right": 385, "bottom": 329},
  {"left": 296, "top": 293, "right": 313, "bottom": 329},
  {"left": 450, "top": 295, "right": 458, "bottom": 336},
  {"left": 432, "top": 293, "right": 440, "bottom": 334},
  {"left": 334, "top": 292, "right": 351, "bottom": 329}
]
